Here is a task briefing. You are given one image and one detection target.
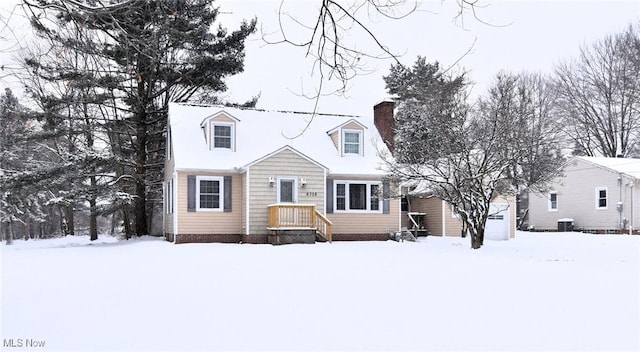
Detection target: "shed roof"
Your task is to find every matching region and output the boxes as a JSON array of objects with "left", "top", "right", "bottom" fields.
[{"left": 168, "top": 103, "right": 389, "bottom": 176}]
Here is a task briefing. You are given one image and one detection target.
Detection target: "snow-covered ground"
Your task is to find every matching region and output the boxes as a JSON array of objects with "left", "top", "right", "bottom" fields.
[{"left": 1, "top": 232, "right": 638, "bottom": 351}]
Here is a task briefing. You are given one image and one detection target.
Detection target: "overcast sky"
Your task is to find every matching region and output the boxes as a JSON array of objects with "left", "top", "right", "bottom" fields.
[
  {"left": 1, "top": 1, "right": 639, "bottom": 117},
  {"left": 218, "top": 0, "right": 640, "bottom": 117}
]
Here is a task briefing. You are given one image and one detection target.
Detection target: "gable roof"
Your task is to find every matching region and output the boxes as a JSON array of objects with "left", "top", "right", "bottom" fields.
[
  {"left": 243, "top": 145, "right": 328, "bottom": 170},
  {"left": 168, "top": 103, "right": 389, "bottom": 176},
  {"left": 574, "top": 156, "right": 640, "bottom": 179}
]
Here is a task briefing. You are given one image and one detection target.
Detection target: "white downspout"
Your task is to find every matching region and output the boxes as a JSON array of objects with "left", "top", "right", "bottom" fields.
[
  {"left": 441, "top": 200, "right": 446, "bottom": 237},
  {"left": 631, "top": 182, "right": 634, "bottom": 235},
  {"left": 246, "top": 169, "right": 251, "bottom": 237},
  {"left": 323, "top": 169, "right": 327, "bottom": 215},
  {"left": 395, "top": 185, "right": 401, "bottom": 232},
  {"left": 173, "top": 172, "right": 178, "bottom": 244}
]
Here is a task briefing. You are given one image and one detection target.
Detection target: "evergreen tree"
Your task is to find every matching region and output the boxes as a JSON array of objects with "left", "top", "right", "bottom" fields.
[
  {"left": 0, "top": 88, "right": 51, "bottom": 243},
  {"left": 25, "top": 0, "right": 257, "bottom": 237},
  {"left": 383, "top": 59, "right": 562, "bottom": 248}
]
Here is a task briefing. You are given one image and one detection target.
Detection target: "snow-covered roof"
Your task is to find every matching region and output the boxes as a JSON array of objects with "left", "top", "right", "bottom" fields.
[
  {"left": 575, "top": 156, "right": 640, "bottom": 179},
  {"left": 168, "top": 103, "right": 390, "bottom": 176}
]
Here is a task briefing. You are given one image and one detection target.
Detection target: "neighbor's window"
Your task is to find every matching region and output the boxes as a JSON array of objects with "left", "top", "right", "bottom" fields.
[
  {"left": 343, "top": 130, "right": 362, "bottom": 155},
  {"left": 197, "top": 176, "right": 223, "bottom": 211},
  {"left": 212, "top": 123, "right": 233, "bottom": 149},
  {"left": 334, "top": 181, "right": 382, "bottom": 212},
  {"left": 548, "top": 191, "right": 558, "bottom": 211},
  {"left": 596, "top": 187, "right": 607, "bottom": 209}
]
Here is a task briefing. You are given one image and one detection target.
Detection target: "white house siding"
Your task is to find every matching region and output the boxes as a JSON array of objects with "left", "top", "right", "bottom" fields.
[
  {"left": 529, "top": 158, "right": 639, "bottom": 232},
  {"left": 247, "top": 148, "right": 326, "bottom": 235},
  {"left": 175, "top": 172, "right": 243, "bottom": 235}
]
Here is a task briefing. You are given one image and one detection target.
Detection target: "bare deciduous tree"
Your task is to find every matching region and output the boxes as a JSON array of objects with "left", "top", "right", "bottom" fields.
[
  {"left": 382, "top": 60, "right": 564, "bottom": 248},
  {"left": 555, "top": 24, "right": 640, "bottom": 157},
  {"left": 267, "top": 0, "right": 489, "bottom": 98}
]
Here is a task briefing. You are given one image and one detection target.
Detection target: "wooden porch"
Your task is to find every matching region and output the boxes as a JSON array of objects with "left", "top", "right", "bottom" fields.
[{"left": 267, "top": 204, "right": 332, "bottom": 243}]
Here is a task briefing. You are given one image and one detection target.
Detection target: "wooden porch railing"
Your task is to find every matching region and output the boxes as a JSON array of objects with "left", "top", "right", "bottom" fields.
[
  {"left": 314, "top": 210, "right": 332, "bottom": 243},
  {"left": 267, "top": 204, "right": 332, "bottom": 242}
]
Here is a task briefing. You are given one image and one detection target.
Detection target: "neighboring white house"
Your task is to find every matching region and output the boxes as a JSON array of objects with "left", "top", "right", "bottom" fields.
[{"left": 528, "top": 156, "right": 640, "bottom": 234}]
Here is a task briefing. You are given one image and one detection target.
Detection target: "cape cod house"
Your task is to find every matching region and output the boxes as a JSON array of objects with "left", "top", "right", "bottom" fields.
[
  {"left": 163, "top": 102, "right": 400, "bottom": 244},
  {"left": 528, "top": 156, "right": 640, "bottom": 234}
]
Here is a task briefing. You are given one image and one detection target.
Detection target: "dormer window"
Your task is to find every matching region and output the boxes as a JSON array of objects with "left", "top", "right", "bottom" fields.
[
  {"left": 213, "top": 123, "right": 233, "bottom": 149},
  {"left": 343, "top": 130, "right": 362, "bottom": 156},
  {"left": 201, "top": 111, "right": 239, "bottom": 152}
]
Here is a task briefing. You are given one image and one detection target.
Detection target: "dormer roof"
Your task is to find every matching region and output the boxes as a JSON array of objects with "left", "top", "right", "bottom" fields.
[
  {"left": 199, "top": 110, "right": 240, "bottom": 127},
  {"left": 325, "top": 118, "right": 368, "bottom": 135}
]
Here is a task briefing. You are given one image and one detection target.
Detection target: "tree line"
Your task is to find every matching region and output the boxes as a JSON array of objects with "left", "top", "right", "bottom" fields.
[
  {"left": 1, "top": 0, "right": 256, "bottom": 244},
  {"left": 1, "top": 1, "right": 638, "bottom": 249},
  {"left": 384, "top": 24, "right": 640, "bottom": 248}
]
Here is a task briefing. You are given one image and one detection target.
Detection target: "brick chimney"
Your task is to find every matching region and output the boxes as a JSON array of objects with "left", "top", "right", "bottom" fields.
[{"left": 373, "top": 100, "right": 395, "bottom": 153}]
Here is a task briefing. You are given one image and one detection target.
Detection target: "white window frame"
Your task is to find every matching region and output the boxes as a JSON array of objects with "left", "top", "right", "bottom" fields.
[
  {"left": 334, "top": 180, "right": 382, "bottom": 213},
  {"left": 196, "top": 176, "right": 224, "bottom": 211},
  {"left": 595, "top": 187, "right": 608, "bottom": 210},
  {"left": 211, "top": 122, "right": 234, "bottom": 151},
  {"left": 277, "top": 176, "right": 298, "bottom": 203},
  {"left": 548, "top": 191, "right": 558, "bottom": 212},
  {"left": 342, "top": 129, "right": 363, "bottom": 156}
]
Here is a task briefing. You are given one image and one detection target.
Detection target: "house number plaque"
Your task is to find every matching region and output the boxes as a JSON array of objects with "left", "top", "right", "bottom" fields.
[{"left": 306, "top": 192, "right": 318, "bottom": 197}]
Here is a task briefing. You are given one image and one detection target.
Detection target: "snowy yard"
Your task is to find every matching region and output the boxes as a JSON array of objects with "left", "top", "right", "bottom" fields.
[{"left": 1, "top": 232, "right": 638, "bottom": 351}]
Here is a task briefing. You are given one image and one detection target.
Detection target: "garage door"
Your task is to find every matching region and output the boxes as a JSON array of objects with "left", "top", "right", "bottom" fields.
[{"left": 485, "top": 203, "right": 510, "bottom": 240}]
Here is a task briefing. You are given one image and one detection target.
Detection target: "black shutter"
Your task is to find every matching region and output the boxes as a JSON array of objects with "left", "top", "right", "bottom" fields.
[
  {"left": 187, "top": 175, "right": 196, "bottom": 212},
  {"left": 224, "top": 176, "right": 232, "bottom": 212},
  {"left": 326, "top": 178, "right": 333, "bottom": 213},
  {"left": 383, "top": 180, "right": 390, "bottom": 214}
]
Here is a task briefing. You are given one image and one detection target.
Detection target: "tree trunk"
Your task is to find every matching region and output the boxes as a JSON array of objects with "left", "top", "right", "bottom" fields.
[
  {"left": 64, "top": 205, "right": 75, "bottom": 236},
  {"left": 6, "top": 220, "right": 14, "bottom": 245},
  {"left": 89, "top": 174, "right": 98, "bottom": 241},
  {"left": 134, "top": 78, "right": 149, "bottom": 237},
  {"left": 24, "top": 221, "right": 30, "bottom": 241},
  {"left": 471, "top": 234, "right": 482, "bottom": 249},
  {"left": 110, "top": 212, "right": 117, "bottom": 237},
  {"left": 122, "top": 205, "right": 133, "bottom": 240},
  {"left": 470, "top": 224, "right": 485, "bottom": 249}
]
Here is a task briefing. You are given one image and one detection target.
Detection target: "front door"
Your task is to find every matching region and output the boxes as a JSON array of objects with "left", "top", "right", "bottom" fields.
[{"left": 278, "top": 177, "right": 297, "bottom": 203}]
